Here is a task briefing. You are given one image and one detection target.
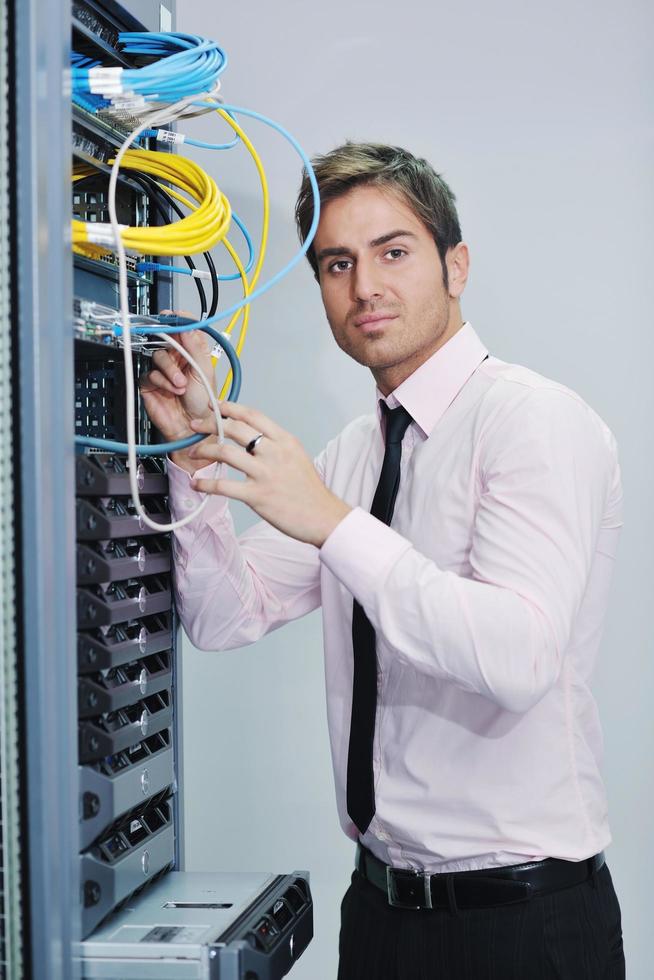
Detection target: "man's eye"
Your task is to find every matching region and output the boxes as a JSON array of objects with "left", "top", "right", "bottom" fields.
[
  {"left": 385, "top": 248, "right": 406, "bottom": 260},
  {"left": 329, "top": 260, "right": 352, "bottom": 273}
]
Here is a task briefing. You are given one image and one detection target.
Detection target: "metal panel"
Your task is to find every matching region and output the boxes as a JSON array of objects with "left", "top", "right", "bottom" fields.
[
  {"left": 121, "top": 0, "right": 173, "bottom": 32},
  {"left": 14, "top": 0, "right": 79, "bottom": 976},
  {"left": 0, "top": 0, "right": 24, "bottom": 974},
  {"left": 94, "top": 0, "right": 171, "bottom": 33},
  {"left": 78, "top": 743, "right": 174, "bottom": 849}
]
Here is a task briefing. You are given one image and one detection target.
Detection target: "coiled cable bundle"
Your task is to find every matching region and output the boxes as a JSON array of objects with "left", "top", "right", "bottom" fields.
[
  {"left": 71, "top": 148, "right": 231, "bottom": 256},
  {"left": 71, "top": 32, "right": 227, "bottom": 103}
]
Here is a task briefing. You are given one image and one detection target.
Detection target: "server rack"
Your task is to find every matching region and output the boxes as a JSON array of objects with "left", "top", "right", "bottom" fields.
[{"left": 9, "top": 1, "right": 313, "bottom": 976}]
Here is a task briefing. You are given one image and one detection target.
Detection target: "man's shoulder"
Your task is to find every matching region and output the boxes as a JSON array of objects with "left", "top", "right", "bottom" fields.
[
  {"left": 480, "top": 355, "right": 586, "bottom": 405},
  {"left": 477, "top": 355, "right": 618, "bottom": 453}
]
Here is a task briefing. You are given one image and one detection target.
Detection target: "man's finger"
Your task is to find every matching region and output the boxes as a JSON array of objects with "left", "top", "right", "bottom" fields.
[
  {"left": 218, "top": 401, "right": 286, "bottom": 439},
  {"left": 189, "top": 442, "right": 259, "bottom": 477},
  {"left": 152, "top": 348, "right": 187, "bottom": 388},
  {"left": 189, "top": 416, "right": 261, "bottom": 445},
  {"left": 191, "top": 476, "right": 253, "bottom": 502},
  {"left": 221, "top": 418, "right": 266, "bottom": 447},
  {"left": 141, "top": 368, "right": 186, "bottom": 396},
  {"left": 159, "top": 308, "right": 195, "bottom": 319}
]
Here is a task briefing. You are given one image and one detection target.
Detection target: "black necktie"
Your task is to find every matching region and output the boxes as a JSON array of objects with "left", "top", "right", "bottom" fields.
[{"left": 346, "top": 402, "right": 413, "bottom": 834}]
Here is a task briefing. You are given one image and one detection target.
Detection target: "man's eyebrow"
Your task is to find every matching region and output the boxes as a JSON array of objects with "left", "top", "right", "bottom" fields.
[
  {"left": 369, "top": 229, "right": 417, "bottom": 248},
  {"left": 316, "top": 229, "right": 417, "bottom": 263},
  {"left": 316, "top": 245, "right": 353, "bottom": 261}
]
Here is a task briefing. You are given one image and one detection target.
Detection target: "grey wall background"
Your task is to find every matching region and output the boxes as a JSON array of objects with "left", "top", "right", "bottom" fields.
[{"left": 175, "top": 2, "right": 653, "bottom": 977}]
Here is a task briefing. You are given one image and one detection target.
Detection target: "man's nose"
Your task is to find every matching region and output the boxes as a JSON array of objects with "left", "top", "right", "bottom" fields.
[{"left": 352, "top": 258, "right": 384, "bottom": 304}]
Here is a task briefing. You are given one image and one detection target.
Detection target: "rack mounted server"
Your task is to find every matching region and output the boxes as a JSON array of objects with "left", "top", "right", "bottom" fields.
[{"left": 6, "top": 0, "right": 313, "bottom": 977}]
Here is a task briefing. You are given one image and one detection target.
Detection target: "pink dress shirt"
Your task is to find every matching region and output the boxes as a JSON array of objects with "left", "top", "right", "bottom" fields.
[{"left": 168, "top": 322, "right": 623, "bottom": 873}]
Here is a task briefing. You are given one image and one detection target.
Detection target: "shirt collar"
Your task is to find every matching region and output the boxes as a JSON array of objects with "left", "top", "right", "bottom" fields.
[{"left": 376, "top": 322, "right": 489, "bottom": 438}]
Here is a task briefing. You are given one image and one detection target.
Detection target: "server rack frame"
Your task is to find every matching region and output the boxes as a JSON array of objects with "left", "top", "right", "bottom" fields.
[
  {"left": 1, "top": 0, "right": 23, "bottom": 975},
  {"left": 15, "top": 0, "right": 79, "bottom": 975},
  {"left": 13, "top": 1, "right": 179, "bottom": 977}
]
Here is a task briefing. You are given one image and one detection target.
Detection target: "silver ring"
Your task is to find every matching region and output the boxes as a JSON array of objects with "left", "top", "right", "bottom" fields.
[{"left": 246, "top": 433, "right": 264, "bottom": 455}]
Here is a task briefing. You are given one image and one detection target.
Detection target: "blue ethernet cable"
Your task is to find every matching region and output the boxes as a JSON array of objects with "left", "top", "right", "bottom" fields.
[
  {"left": 136, "top": 211, "right": 255, "bottom": 282},
  {"left": 71, "top": 33, "right": 227, "bottom": 101},
  {"left": 117, "top": 103, "right": 320, "bottom": 339},
  {"left": 70, "top": 51, "right": 108, "bottom": 112},
  {"left": 142, "top": 127, "right": 240, "bottom": 151},
  {"left": 117, "top": 34, "right": 227, "bottom": 98},
  {"left": 74, "top": 322, "right": 240, "bottom": 456},
  {"left": 142, "top": 109, "right": 241, "bottom": 151},
  {"left": 217, "top": 211, "right": 255, "bottom": 279},
  {"left": 135, "top": 263, "right": 209, "bottom": 279},
  {"left": 181, "top": 133, "right": 239, "bottom": 151}
]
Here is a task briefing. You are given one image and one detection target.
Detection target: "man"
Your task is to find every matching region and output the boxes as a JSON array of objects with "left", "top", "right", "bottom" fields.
[{"left": 140, "top": 143, "right": 625, "bottom": 978}]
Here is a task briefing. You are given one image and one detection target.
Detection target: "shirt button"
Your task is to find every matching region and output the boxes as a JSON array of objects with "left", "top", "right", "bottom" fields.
[{"left": 183, "top": 498, "right": 194, "bottom": 509}]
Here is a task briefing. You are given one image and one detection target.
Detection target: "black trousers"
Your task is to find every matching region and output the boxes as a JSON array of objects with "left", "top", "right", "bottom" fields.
[{"left": 337, "top": 863, "right": 625, "bottom": 979}]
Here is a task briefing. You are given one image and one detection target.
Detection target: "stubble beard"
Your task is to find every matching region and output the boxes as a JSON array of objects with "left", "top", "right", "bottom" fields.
[{"left": 331, "top": 298, "right": 451, "bottom": 375}]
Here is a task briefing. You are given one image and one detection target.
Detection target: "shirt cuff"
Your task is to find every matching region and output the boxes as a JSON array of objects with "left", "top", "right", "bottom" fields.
[
  {"left": 166, "top": 456, "right": 229, "bottom": 526},
  {"left": 319, "top": 507, "right": 413, "bottom": 608}
]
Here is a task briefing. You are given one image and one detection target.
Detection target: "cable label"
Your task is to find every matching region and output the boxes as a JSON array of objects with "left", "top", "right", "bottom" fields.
[
  {"left": 155, "top": 129, "right": 185, "bottom": 145},
  {"left": 88, "top": 66, "right": 124, "bottom": 95},
  {"left": 85, "top": 223, "right": 128, "bottom": 246},
  {"left": 110, "top": 95, "right": 148, "bottom": 112}
]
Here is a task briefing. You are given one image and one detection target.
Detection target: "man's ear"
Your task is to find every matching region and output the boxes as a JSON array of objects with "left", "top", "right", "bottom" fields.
[{"left": 446, "top": 242, "right": 470, "bottom": 299}]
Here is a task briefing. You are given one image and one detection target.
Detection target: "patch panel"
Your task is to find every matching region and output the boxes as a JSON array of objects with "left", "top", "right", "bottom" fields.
[{"left": 74, "top": 340, "right": 151, "bottom": 442}]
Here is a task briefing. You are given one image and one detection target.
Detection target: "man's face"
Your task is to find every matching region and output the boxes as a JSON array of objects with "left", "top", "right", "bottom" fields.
[{"left": 313, "top": 184, "right": 467, "bottom": 393}]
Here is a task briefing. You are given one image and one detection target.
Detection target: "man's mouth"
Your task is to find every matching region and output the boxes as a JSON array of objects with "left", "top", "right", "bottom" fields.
[{"left": 353, "top": 313, "right": 398, "bottom": 329}]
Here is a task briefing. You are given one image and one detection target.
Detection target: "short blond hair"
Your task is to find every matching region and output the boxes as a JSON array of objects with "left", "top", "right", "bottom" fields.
[{"left": 295, "top": 142, "right": 462, "bottom": 282}]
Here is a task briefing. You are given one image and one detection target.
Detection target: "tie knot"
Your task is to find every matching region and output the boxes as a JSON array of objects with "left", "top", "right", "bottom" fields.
[{"left": 381, "top": 402, "right": 413, "bottom": 444}]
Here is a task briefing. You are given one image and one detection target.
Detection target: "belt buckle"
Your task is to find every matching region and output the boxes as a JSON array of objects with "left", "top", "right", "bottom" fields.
[{"left": 386, "top": 866, "right": 433, "bottom": 910}]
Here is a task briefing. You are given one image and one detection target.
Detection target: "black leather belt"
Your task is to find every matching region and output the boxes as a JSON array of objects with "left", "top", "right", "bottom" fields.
[{"left": 355, "top": 844, "right": 605, "bottom": 911}]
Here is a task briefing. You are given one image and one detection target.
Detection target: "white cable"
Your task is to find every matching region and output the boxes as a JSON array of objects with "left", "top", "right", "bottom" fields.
[
  {"left": 108, "top": 92, "right": 226, "bottom": 532},
  {"left": 101, "top": 81, "right": 223, "bottom": 129}
]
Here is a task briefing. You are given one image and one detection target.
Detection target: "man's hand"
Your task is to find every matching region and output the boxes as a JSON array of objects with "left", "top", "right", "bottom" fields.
[
  {"left": 138, "top": 328, "right": 217, "bottom": 473},
  {"left": 187, "top": 402, "right": 352, "bottom": 548}
]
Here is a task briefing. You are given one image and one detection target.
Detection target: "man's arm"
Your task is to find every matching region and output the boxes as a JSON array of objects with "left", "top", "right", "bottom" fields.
[
  {"left": 168, "top": 455, "right": 324, "bottom": 651},
  {"left": 136, "top": 328, "right": 327, "bottom": 651},
  {"left": 320, "top": 387, "right": 623, "bottom": 713},
  {"left": 188, "top": 388, "right": 623, "bottom": 712}
]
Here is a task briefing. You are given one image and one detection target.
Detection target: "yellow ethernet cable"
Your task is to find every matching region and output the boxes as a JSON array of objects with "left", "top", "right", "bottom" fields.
[
  {"left": 214, "top": 106, "right": 269, "bottom": 296},
  {"left": 72, "top": 108, "right": 272, "bottom": 400},
  {"left": 71, "top": 148, "right": 232, "bottom": 256},
  {"left": 154, "top": 105, "right": 270, "bottom": 398},
  {"left": 208, "top": 105, "right": 270, "bottom": 397},
  {"left": 149, "top": 176, "right": 252, "bottom": 396}
]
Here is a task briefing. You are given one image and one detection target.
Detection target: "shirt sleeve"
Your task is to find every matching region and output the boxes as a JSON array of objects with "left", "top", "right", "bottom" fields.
[
  {"left": 319, "top": 387, "right": 623, "bottom": 713},
  {"left": 167, "top": 454, "right": 324, "bottom": 651}
]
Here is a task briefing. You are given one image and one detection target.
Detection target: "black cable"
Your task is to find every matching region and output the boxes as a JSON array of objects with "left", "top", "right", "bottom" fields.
[
  {"left": 149, "top": 173, "right": 220, "bottom": 317},
  {"left": 205, "top": 249, "right": 219, "bottom": 317},
  {"left": 126, "top": 172, "right": 208, "bottom": 318}
]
